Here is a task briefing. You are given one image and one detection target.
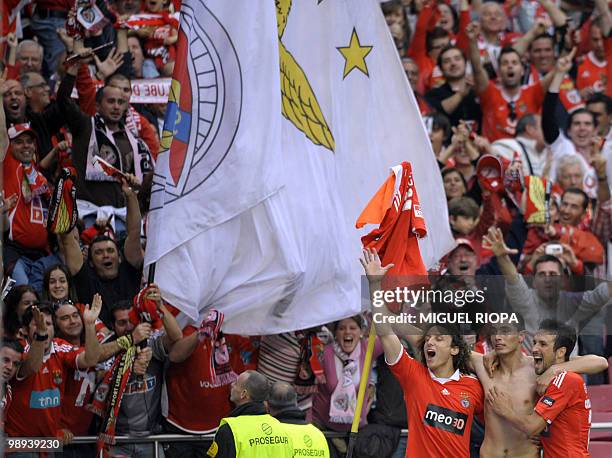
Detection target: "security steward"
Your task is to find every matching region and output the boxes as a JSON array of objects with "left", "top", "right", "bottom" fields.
[
  {"left": 207, "top": 370, "right": 294, "bottom": 458},
  {"left": 269, "top": 381, "right": 330, "bottom": 458}
]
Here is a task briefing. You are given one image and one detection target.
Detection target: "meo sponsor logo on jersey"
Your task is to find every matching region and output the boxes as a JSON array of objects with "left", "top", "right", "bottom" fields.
[
  {"left": 423, "top": 404, "right": 468, "bottom": 435},
  {"left": 540, "top": 396, "right": 555, "bottom": 407}
]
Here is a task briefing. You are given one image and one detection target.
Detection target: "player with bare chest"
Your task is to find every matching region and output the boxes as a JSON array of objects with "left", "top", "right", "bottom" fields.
[{"left": 471, "top": 318, "right": 606, "bottom": 458}]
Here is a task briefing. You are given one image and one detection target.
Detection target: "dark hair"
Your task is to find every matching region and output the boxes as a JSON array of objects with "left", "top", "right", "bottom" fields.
[
  {"left": 448, "top": 196, "right": 480, "bottom": 219},
  {"left": 438, "top": 3, "right": 459, "bottom": 34},
  {"left": 426, "top": 27, "right": 450, "bottom": 53},
  {"left": 587, "top": 93, "right": 612, "bottom": 115},
  {"left": 42, "top": 264, "right": 78, "bottom": 303},
  {"left": 53, "top": 301, "right": 85, "bottom": 344},
  {"left": 538, "top": 319, "right": 576, "bottom": 361},
  {"left": 2, "top": 339, "right": 25, "bottom": 354},
  {"left": 533, "top": 254, "right": 564, "bottom": 274},
  {"left": 243, "top": 370, "right": 270, "bottom": 402},
  {"left": 88, "top": 235, "right": 119, "bottom": 264},
  {"left": 516, "top": 113, "right": 538, "bottom": 136},
  {"left": 437, "top": 45, "right": 466, "bottom": 69},
  {"left": 497, "top": 46, "right": 521, "bottom": 67},
  {"left": 428, "top": 112, "right": 452, "bottom": 141},
  {"left": 110, "top": 300, "right": 133, "bottom": 323},
  {"left": 529, "top": 33, "right": 554, "bottom": 50},
  {"left": 3, "top": 285, "right": 39, "bottom": 337},
  {"left": 107, "top": 73, "right": 131, "bottom": 85},
  {"left": 334, "top": 315, "right": 363, "bottom": 334},
  {"left": 567, "top": 108, "right": 596, "bottom": 130},
  {"left": 441, "top": 168, "right": 468, "bottom": 197},
  {"left": 417, "top": 324, "right": 472, "bottom": 374},
  {"left": 21, "top": 302, "right": 54, "bottom": 328},
  {"left": 563, "top": 187, "right": 589, "bottom": 210}
]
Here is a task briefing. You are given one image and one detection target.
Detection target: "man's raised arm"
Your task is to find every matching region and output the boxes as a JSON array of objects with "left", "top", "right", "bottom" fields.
[{"left": 361, "top": 249, "right": 403, "bottom": 363}]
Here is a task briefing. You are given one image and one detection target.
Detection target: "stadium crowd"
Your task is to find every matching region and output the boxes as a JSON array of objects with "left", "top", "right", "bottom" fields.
[{"left": 1, "top": 0, "right": 612, "bottom": 456}]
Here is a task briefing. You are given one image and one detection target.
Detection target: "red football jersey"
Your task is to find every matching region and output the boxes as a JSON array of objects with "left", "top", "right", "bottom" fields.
[
  {"left": 527, "top": 66, "right": 583, "bottom": 113},
  {"left": 577, "top": 51, "right": 607, "bottom": 94},
  {"left": 6, "top": 339, "right": 83, "bottom": 438},
  {"left": 534, "top": 371, "right": 591, "bottom": 457},
  {"left": 360, "top": 162, "right": 427, "bottom": 278},
  {"left": 480, "top": 81, "right": 545, "bottom": 141},
  {"left": 3, "top": 151, "right": 48, "bottom": 252},
  {"left": 389, "top": 350, "right": 484, "bottom": 458},
  {"left": 164, "top": 328, "right": 250, "bottom": 433}
]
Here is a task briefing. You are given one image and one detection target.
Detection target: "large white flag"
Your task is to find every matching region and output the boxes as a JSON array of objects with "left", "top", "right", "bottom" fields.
[{"left": 145, "top": 0, "right": 454, "bottom": 334}]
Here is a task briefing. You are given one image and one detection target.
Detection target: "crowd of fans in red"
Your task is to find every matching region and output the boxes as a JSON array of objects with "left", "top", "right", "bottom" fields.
[{"left": 1, "top": 0, "right": 612, "bottom": 456}]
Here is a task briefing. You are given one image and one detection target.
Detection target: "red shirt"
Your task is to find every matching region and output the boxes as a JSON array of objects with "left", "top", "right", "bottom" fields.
[
  {"left": 534, "top": 371, "right": 591, "bottom": 457},
  {"left": 359, "top": 162, "right": 427, "bottom": 279},
  {"left": 577, "top": 51, "right": 607, "bottom": 94},
  {"left": 480, "top": 81, "right": 545, "bottom": 141},
  {"left": 6, "top": 339, "right": 83, "bottom": 438},
  {"left": 3, "top": 152, "right": 49, "bottom": 252},
  {"left": 389, "top": 350, "right": 484, "bottom": 458},
  {"left": 527, "top": 66, "right": 583, "bottom": 113},
  {"left": 164, "top": 328, "right": 250, "bottom": 433}
]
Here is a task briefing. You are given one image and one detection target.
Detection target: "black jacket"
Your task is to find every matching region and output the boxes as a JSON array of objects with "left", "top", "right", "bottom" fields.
[
  {"left": 273, "top": 407, "right": 308, "bottom": 425},
  {"left": 211, "top": 401, "right": 267, "bottom": 458}
]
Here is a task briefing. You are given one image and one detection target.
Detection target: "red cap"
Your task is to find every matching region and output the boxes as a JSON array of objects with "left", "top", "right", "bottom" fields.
[
  {"left": 477, "top": 154, "right": 505, "bottom": 192},
  {"left": 454, "top": 237, "right": 476, "bottom": 253},
  {"left": 7, "top": 123, "right": 37, "bottom": 141}
]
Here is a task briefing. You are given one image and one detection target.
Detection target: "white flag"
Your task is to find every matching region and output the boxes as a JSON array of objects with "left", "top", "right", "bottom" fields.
[{"left": 145, "top": 0, "right": 454, "bottom": 334}]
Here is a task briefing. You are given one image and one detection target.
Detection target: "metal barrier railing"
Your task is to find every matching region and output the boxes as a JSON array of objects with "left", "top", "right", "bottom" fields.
[{"left": 66, "top": 423, "right": 612, "bottom": 458}]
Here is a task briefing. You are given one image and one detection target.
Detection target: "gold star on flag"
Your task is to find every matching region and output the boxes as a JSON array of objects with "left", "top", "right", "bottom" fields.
[{"left": 337, "top": 28, "right": 373, "bottom": 79}]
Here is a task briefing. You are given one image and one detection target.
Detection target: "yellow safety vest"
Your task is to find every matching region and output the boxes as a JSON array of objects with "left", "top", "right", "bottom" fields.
[
  {"left": 282, "top": 422, "right": 330, "bottom": 458},
  {"left": 218, "top": 414, "right": 294, "bottom": 458}
]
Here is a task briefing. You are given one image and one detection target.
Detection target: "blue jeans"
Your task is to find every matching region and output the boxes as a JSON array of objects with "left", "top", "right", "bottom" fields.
[
  {"left": 110, "top": 442, "right": 165, "bottom": 458},
  {"left": 29, "top": 15, "right": 68, "bottom": 78},
  {"left": 391, "top": 435, "right": 407, "bottom": 458}
]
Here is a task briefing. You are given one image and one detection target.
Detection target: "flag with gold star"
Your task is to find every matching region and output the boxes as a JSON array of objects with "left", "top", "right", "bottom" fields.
[{"left": 145, "top": 0, "right": 454, "bottom": 334}]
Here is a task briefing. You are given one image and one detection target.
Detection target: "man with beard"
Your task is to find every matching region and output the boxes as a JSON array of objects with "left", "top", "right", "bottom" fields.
[
  {"left": 467, "top": 22, "right": 552, "bottom": 141},
  {"left": 471, "top": 317, "right": 606, "bottom": 457},
  {"left": 487, "top": 320, "right": 595, "bottom": 457},
  {"left": 484, "top": 227, "right": 611, "bottom": 354},
  {"left": 425, "top": 45, "right": 482, "bottom": 128},
  {"left": 361, "top": 248, "right": 484, "bottom": 458}
]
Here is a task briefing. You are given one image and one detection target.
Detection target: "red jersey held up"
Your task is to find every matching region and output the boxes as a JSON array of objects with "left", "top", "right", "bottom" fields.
[
  {"left": 389, "top": 350, "right": 484, "bottom": 458},
  {"left": 6, "top": 339, "right": 83, "bottom": 438},
  {"left": 357, "top": 162, "right": 427, "bottom": 278},
  {"left": 534, "top": 371, "right": 591, "bottom": 458}
]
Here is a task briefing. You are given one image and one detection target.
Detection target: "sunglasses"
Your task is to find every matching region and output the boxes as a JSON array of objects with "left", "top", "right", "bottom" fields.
[{"left": 507, "top": 101, "right": 517, "bottom": 122}]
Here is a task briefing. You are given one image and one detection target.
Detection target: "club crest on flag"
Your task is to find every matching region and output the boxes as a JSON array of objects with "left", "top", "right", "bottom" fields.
[{"left": 152, "top": 0, "right": 243, "bottom": 209}]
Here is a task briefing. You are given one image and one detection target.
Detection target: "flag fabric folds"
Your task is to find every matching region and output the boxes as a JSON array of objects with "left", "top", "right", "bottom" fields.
[{"left": 144, "top": 0, "right": 454, "bottom": 335}]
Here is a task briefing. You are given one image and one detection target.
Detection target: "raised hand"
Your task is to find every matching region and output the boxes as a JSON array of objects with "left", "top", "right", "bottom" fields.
[
  {"left": 132, "top": 323, "right": 152, "bottom": 345},
  {"left": 482, "top": 227, "right": 518, "bottom": 258},
  {"left": 83, "top": 293, "right": 102, "bottom": 325},
  {"left": 93, "top": 47, "right": 125, "bottom": 80},
  {"left": 360, "top": 248, "right": 394, "bottom": 282},
  {"left": 466, "top": 22, "right": 480, "bottom": 42},
  {"left": 555, "top": 47, "right": 576, "bottom": 75},
  {"left": 32, "top": 306, "right": 48, "bottom": 336}
]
